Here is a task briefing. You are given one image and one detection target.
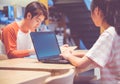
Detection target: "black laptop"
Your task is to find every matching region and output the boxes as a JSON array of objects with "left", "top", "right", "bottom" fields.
[{"left": 30, "top": 32, "right": 69, "bottom": 64}]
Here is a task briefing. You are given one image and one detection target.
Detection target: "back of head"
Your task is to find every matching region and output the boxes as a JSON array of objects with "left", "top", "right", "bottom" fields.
[
  {"left": 106, "top": 0, "right": 120, "bottom": 35},
  {"left": 91, "top": 0, "right": 120, "bottom": 36},
  {"left": 24, "top": 1, "right": 48, "bottom": 20}
]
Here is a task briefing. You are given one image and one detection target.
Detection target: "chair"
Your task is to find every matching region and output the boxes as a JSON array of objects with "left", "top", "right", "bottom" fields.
[
  {"left": 45, "top": 69, "right": 75, "bottom": 84},
  {"left": 0, "top": 40, "right": 8, "bottom": 60}
]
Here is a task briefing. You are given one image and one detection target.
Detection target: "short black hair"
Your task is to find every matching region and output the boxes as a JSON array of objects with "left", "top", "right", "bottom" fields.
[{"left": 24, "top": 1, "right": 48, "bottom": 20}]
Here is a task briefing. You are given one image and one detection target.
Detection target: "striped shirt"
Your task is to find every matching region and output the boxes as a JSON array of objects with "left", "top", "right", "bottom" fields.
[{"left": 86, "top": 26, "right": 120, "bottom": 84}]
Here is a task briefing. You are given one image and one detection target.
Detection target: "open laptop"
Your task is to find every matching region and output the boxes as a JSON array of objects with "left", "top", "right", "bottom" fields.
[{"left": 30, "top": 32, "right": 69, "bottom": 64}]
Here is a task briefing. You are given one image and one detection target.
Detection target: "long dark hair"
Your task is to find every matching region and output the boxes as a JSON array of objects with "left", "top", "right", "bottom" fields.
[
  {"left": 24, "top": 1, "right": 48, "bottom": 20},
  {"left": 91, "top": 0, "right": 120, "bottom": 36}
]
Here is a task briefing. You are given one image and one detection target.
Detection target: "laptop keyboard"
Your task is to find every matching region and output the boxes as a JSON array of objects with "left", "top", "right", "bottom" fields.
[
  {"left": 43, "top": 59, "right": 69, "bottom": 64},
  {"left": 50, "top": 57, "right": 63, "bottom": 60},
  {"left": 42, "top": 57, "right": 70, "bottom": 64}
]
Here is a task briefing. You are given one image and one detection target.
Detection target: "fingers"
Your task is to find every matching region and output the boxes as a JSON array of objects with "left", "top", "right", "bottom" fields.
[
  {"left": 60, "top": 54, "right": 68, "bottom": 60},
  {"left": 60, "top": 50, "right": 73, "bottom": 60},
  {"left": 62, "top": 44, "right": 69, "bottom": 47}
]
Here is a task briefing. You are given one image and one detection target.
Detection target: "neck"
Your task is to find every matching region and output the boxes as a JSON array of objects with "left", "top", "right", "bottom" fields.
[
  {"left": 18, "top": 20, "right": 30, "bottom": 33},
  {"left": 100, "top": 21, "right": 110, "bottom": 34}
]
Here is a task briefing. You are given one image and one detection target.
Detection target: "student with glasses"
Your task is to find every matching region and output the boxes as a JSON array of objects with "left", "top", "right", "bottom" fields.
[{"left": 2, "top": 1, "right": 48, "bottom": 58}]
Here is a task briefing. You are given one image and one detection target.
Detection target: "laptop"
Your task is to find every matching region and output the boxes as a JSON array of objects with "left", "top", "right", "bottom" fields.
[{"left": 30, "top": 32, "right": 69, "bottom": 64}]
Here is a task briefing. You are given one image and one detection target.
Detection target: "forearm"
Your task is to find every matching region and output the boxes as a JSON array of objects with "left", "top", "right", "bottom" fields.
[
  {"left": 72, "top": 50, "right": 87, "bottom": 57},
  {"left": 67, "top": 55, "right": 93, "bottom": 69},
  {"left": 72, "top": 52, "right": 85, "bottom": 57},
  {"left": 7, "top": 49, "right": 35, "bottom": 58}
]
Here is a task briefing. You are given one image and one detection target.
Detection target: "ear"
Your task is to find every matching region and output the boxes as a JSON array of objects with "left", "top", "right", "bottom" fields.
[
  {"left": 26, "top": 12, "right": 32, "bottom": 19},
  {"left": 95, "top": 7, "right": 103, "bottom": 16},
  {"left": 94, "top": 7, "right": 99, "bottom": 15}
]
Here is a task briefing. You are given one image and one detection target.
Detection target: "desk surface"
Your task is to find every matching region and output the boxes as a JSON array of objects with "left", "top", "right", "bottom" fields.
[
  {"left": 0, "top": 58, "right": 74, "bottom": 71},
  {"left": 0, "top": 70, "right": 51, "bottom": 84}
]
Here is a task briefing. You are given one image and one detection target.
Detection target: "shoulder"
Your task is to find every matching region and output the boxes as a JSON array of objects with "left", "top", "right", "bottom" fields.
[
  {"left": 3, "top": 22, "right": 19, "bottom": 33},
  {"left": 104, "top": 26, "right": 117, "bottom": 36},
  {"left": 99, "top": 26, "right": 116, "bottom": 41}
]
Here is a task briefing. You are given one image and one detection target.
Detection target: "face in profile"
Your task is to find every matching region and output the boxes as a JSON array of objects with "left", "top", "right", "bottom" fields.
[
  {"left": 91, "top": 6, "right": 105, "bottom": 27},
  {"left": 30, "top": 15, "right": 45, "bottom": 30},
  {"left": 27, "top": 13, "right": 45, "bottom": 31}
]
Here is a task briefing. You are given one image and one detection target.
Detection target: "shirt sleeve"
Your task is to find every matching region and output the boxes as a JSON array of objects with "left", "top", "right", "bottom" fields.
[
  {"left": 85, "top": 31, "right": 114, "bottom": 67},
  {"left": 2, "top": 23, "right": 30, "bottom": 58}
]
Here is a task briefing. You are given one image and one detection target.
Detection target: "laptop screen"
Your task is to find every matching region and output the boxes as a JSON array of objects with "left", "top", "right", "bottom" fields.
[{"left": 30, "top": 32, "right": 61, "bottom": 60}]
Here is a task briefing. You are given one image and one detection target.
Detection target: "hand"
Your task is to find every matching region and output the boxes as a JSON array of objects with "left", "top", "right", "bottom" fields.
[
  {"left": 28, "top": 49, "right": 35, "bottom": 55},
  {"left": 60, "top": 50, "right": 72, "bottom": 60},
  {"left": 60, "top": 44, "right": 69, "bottom": 53}
]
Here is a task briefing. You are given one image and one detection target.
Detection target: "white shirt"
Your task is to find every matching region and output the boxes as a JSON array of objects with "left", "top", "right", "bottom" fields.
[
  {"left": 17, "top": 29, "right": 33, "bottom": 50},
  {"left": 86, "top": 26, "right": 120, "bottom": 84}
]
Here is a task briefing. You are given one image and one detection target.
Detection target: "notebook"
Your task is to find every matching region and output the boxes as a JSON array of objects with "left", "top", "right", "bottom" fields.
[{"left": 30, "top": 32, "right": 69, "bottom": 64}]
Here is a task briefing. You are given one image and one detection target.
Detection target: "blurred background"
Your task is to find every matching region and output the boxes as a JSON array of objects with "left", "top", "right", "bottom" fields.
[
  {"left": 0, "top": 0, "right": 100, "bottom": 49},
  {"left": 0, "top": 0, "right": 101, "bottom": 84}
]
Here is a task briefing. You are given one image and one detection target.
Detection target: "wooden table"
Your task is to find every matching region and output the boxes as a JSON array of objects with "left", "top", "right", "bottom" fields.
[
  {"left": 0, "top": 58, "right": 74, "bottom": 70},
  {"left": 0, "top": 70, "right": 51, "bottom": 84},
  {"left": 0, "top": 50, "right": 97, "bottom": 83},
  {"left": 0, "top": 50, "right": 89, "bottom": 74},
  {"left": 0, "top": 58, "right": 75, "bottom": 76},
  {"left": 0, "top": 50, "right": 89, "bottom": 73}
]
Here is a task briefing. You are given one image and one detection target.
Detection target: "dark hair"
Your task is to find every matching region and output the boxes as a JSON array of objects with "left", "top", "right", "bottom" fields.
[
  {"left": 91, "top": 0, "right": 120, "bottom": 36},
  {"left": 24, "top": 1, "right": 48, "bottom": 20}
]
